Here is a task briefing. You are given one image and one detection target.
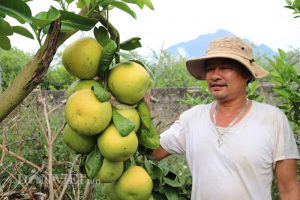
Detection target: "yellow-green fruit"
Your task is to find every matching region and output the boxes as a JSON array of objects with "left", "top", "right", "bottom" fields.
[
  {"left": 65, "top": 89, "right": 112, "bottom": 136},
  {"left": 62, "top": 124, "right": 96, "bottom": 154},
  {"left": 97, "top": 124, "right": 138, "bottom": 161},
  {"left": 147, "top": 195, "right": 154, "bottom": 200},
  {"left": 115, "top": 166, "right": 153, "bottom": 200},
  {"left": 95, "top": 158, "right": 124, "bottom": 183},
  {"left": 108, "top": 61, "right": 152, "bottom": 104},
  {"left": 62, "top": 37, "right": 102, "bottom": 79},
  {"left": 117, "top": 108, "right": 140, "bottom": 133},
  {"left": 67, "top": 79, "right": 102, "bottom": 99},
  {"left": 104, "top": 183, "right": 121, "bottom": 200}
]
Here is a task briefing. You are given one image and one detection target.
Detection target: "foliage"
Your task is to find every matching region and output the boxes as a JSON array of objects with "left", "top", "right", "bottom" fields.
[
  {"left": 151, "top": 52, "right": 199, "bottom": 88},
  {"left": 267, "top": 49, "right": 300, "bottom": 138},
  {"left": 286, "top": 0, "right": 300, "bottom": 18},
  {"left": 267, "top": 49, "right": 300, "bottom": 199},
  {"left": 0, "top": 0, "right": 154, "bottom": 50},
  {"left": 40, "top": 65, "right": 77, "bottom": 90},
  {"left": 0, "top": 48, "right": 31, "bottom": 91},
  {"left": 132, "top": 152, "right": 192, "bottom": 199},
  {"left": 178, "top": 81, "right": 214, "bottom": 107}
]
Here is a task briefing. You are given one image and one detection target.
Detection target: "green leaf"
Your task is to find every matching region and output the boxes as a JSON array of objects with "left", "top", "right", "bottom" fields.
[
  {"left": 0, "top": 35, "right": 11, "bottom": 50},
  {"left": 98, "top": 39, "right": 117, "bottom": 80},
  {"left": 120, "top": 37, "right": 141, "bottom": 51},
  {"left": 92, "top": 84, "right": 111, "bottom": 102},
  {"left": 138, "top": 124, "right": 160, "bottom": 149},
  {"left": 163, "top": 176, "right": 182, "bottom": 188},
  {"left": 142, "top": 0, "right": 154, "bottom": 10},
  {"left": 162, "top": 185, "right": 179, "bottom": 200},
  {"left": 32, "top": 6, "right": 60, "bottom": 28},
  {"left": 0, "top": 18, "right": 13, "bottom": 36},
  {"left": 94, "top": 26, "right": 109, "bottom": 46},
  {"left": 11, "top": 26, "right": 34, "bottom": 39},
  {"left": 77, "top": 0, "right": 91, "bottom": 8},
  {"left": 136, "top": 0, "right": 144, "bottom": 8},
  {"left": 135, "top": 0, "right": 154, "bottom": 10},
  {"left": 273, "top": 88, "right": 290, "bottom": 98},
  {"left": 152, "top": 163, "right": 164, "bottom": 181},
  {"left": 85, "top": 147, "right": 103, "bottom": 179},
  {"left": 0, "top": 0, "right": 32, "bottom": 24},
  {"left": 77, "top": 0, "right": 106, "bottom": 8},
  {"left": 137, "top": 101, "right": 151, "bottom": 130},
  {"left": 110, "top": 1, "right": 137, "bottom": 19},
  {"left": 143, "top": 156, "right": 153, "bottom": 173},
  {"left": 67, "top": 0, "right": 76, "bottom": 4},
  {"left": 278, "top": 48, "right": 286, "bottom": 59},
  {"left": 112, "top": 107, "right": 135, "bottom": 137},
  {"left": 120, "top": 0, "right": 137, "bottom": 4},
  {"left": 60, "top": 10, "right": 97, "bottom": 31}
]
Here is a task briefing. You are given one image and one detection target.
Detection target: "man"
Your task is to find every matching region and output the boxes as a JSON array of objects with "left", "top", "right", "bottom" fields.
[{"left": 152, "top": 36, "right": 300, "bottom": 199}]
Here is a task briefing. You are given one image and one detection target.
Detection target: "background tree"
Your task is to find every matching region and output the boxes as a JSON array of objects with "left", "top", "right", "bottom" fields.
[{"left": 0, "top": 48, "right": 31, "bottom": 91}]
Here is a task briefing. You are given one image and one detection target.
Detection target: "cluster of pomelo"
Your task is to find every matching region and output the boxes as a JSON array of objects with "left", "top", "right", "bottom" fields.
[{"left": 61, "top": 37, "right": 158, "bottom": 200}]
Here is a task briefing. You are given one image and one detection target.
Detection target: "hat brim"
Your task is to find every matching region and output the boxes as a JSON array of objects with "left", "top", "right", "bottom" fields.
[{"left": 186, "top": 52, "right": 269, "bottom": 80}]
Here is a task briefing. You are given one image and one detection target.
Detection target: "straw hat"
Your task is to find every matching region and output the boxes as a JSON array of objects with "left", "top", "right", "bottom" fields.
[{"left": 186, "top": 36, "right": 269, "bottom": 80}]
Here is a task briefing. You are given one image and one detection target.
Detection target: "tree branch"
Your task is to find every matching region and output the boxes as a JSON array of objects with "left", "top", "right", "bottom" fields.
[
  {"left": 0, "top": 7, "right": 89, "bottom": 123},
  {"left": 0, "top": 121, "right": 6, "bottom": 164}
]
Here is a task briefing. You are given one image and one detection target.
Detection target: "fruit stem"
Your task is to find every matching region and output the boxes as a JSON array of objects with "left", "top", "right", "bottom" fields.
[{"left": 92, "top": 12, "right": 120, "bottom": 64}]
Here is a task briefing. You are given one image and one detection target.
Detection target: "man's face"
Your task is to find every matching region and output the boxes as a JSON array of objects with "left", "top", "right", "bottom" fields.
[{"left": 205, "top": 58, "right": 251, "bottom": 102}]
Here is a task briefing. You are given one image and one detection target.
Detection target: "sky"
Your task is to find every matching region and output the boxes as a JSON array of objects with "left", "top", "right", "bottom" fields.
[{"left": 8, "top": 0, "right": 300, "bottom": 55}]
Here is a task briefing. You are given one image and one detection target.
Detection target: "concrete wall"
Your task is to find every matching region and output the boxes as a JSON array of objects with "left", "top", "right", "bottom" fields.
[{"left": 39, "top": 85, "right": 274, "bottom": 134}]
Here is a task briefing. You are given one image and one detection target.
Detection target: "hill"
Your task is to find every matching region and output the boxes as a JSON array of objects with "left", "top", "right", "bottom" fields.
[{"left": 166, "top": 29, "right": 277, "bottom": 58}]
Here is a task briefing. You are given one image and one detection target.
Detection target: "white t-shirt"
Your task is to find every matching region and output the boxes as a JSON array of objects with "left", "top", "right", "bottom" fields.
[{"left": 160, "top": 101, "right": 299, "bottom": 200}]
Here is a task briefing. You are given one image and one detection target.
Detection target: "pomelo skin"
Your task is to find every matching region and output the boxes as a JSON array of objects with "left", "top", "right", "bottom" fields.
[
  {"left": 66, "top": 79, "right": 102, "bottom": 99},
  {"left": 65, "top": 89, "right": 112, "bottom": 136},
  {"left": 62, "top": 124, "right": 96, "bottom": 154},
  {"left": 115, "top": 165, "right": 153, "bottom": 200},
  {"left": 108, "top": 61, "right": 152, "bottom": 105},
  {"left": 62, "top": 37, "right": 103, "bottom": 79},
  {"left": 95, "top": 158, "right": 124, "bottom": 183},
  {"left": 117, "top": 108, "right": 140, "bottom": 133},
  {"left": 103, "top": 183, "right": 121, "bottom": 200},
  {"left": 97, "top": 124, "right": 138, "bottom": 162}
]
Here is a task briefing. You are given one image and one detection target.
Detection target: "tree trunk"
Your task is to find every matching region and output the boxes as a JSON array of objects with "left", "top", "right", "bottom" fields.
[{"left": 0, "top": 19, "right": 61, "bottom": 122}]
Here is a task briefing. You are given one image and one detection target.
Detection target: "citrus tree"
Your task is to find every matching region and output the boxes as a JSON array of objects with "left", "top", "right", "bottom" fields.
[
  {"left": 0, "top": 1, "right": 192, "bottom": 199},
  {"left": 0, "top": 0, "right": 154, "bottom": 121}
]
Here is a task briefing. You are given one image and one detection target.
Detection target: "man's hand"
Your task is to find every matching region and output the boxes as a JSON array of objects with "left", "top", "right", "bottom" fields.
[{"left": 143, "top": 92, "right": 151, "bottom": 110}]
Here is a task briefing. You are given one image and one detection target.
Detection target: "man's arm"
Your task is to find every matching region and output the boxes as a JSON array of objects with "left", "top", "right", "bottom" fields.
[
  {"left": 275, "top": 159, "right": 300, "bottom": 200},
  {"left": 151, "top": 146, "right": 170, "bottom": 161}
]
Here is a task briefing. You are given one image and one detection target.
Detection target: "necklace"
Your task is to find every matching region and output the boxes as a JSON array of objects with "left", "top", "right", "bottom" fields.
[{"left": 212, "top": 99, "right": 249, "bottom": 147}]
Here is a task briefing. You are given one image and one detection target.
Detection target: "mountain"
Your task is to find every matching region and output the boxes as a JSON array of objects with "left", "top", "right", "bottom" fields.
[{"left": 166, "top": 29, "right": 277, "bottom": 58}]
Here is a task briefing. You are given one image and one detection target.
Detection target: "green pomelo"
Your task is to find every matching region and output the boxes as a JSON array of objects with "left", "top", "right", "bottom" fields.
[
  {"left": 62, "top": 37, "right": 103, "bottom": 79},
  {"left": 67, "top": 79, "right": 102, "bottom": 99},
  {"left": 62, "top": 124, "right": 96, "bottom": 154},
  {"left": 97, "top": 124, "right": 138, "bottom": 161},
  {"left": 65, "top": 89, "right": 112, "bottom": 136},
  {"left": 108, "top": 61, "right": 152, "bottom": 105},
  {"left": 95, "top": 158, "right": 124, "bottom": 183},
  {"left": 115, "top": 166, "right": 153, "bottom": 200}
]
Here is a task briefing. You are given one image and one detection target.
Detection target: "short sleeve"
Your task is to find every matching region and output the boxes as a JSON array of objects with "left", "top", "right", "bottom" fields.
[
  {"left": 273, "top": 110, "right": 300, "bottom": 166},
  {"left": 160, "top": 112, "right": 189, "bottom": 155}
]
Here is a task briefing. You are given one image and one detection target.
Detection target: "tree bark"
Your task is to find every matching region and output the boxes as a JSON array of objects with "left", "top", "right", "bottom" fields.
[
  {"left": 0, "top": 19, "right": 61, "bottom": 122},
  {"left": 0, "top": 19, "right": 81, "bottom": 122}
]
